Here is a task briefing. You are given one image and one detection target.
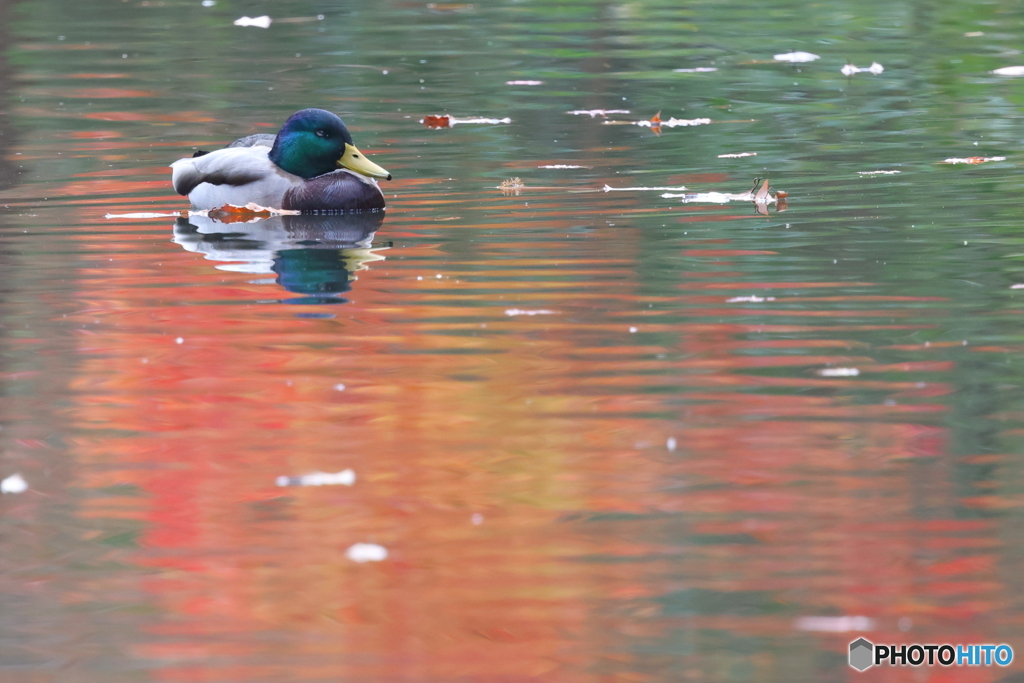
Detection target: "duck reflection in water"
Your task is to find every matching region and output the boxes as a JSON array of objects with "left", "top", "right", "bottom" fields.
[{"left": 172, "top": 212, "right": 387, "bottom": 304}]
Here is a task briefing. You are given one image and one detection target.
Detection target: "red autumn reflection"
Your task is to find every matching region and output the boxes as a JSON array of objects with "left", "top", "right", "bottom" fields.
[{"left": 23, "top": 166, "right": 1006, "bottom": 683}]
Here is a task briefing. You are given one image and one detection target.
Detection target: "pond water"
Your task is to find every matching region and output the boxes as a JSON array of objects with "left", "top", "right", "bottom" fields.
[{"left": 3, "top": 1, "right": 1024, "bottom": 681}]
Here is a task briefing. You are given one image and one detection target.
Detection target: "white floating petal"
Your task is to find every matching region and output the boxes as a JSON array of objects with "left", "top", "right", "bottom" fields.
[
  {"left": 1, "top": 473, "right": 28, "bottom": 494},
  {"left": 726, "top": 295, "right": 776, "bottom": 303},
  {"left": 504, "top": 308, "right": 556, "bottom": 316},
  {"left": 234, "top": 15, "right": 272, "bottom": 28},
  {"left": 992, "top": 66, "right": 1024, "bottom": 76},
  {"left": 566, "top": 109, "right": 630, "bottom": 117},
  {"left": 795, "top": 616, "right": 875, "bottom": 632},
  {"left": 276, "top": 469, "right": 356, "bottom": 487},
  {"left": 346, "top": 543, "right": 388, "bottom": 563},
  {"left": 633, "top": 117, "right": 711, "bottom": 128},
  {"left": 603, "top": 185, "right": 688, "bottom": 192},
  {"left": 774, "top": 51, "right": 820, "bottom": 63},
  {"left": 817, "top": 367, "right": 860, "bottom": 377}
]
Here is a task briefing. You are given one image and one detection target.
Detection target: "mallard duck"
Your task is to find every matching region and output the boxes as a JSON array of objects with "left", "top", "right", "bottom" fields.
[{"left": 170, "top": 108, "right": 392, "bottom": 212}]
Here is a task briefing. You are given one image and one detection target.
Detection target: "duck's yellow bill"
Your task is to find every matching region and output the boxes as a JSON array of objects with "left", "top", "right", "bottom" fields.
[{"left": 338, "top": 143, "right": 392, "bottom": 180}]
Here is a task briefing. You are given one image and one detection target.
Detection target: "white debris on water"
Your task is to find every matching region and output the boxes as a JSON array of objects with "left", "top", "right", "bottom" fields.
[
  {"left": 817, "top": 368, "right": 860, "bottom": 377},
  {"left": 105, "top": 212, "right": 182, "bottom": 219},
  {"left": 857, "top": 170, "right": 901, "bottom": 175},
  {"left": 673, "top": 67, "right": 718, "bottom": 73},
  {"left": 1, "top": 473, "right": 28, "bottom": 494},
  {"left": 773, "top": 51, "right": 820, "bottom": 63},
  {"left": 729, "top": 294, "right": 774, "bottom": 303},
  {"left": 941, "top": 156, "right": 1005, "bottom": 164},
  {"left": 603, "top": 184, "right": 688, "bottom": 192},
  {"left": 537, "top": 164, "right": 591, "bottom": 169},
  {"left": 505, "top": 308, "right": 556, "bottom": 316},
  {"left": 666, "top": 437, "right": 677, "bottom": 452},
  {"left": 471, "top": 513, "right": 484, "bottom": 525},
  {"left": 234, "top": 15, "right": 272, "bottom": 28},
  {"left": 346, "top": 543, "right": 388, "bottom": 563},
  {"left": 566, "top": 109, "right": 630, "bottom": 117},
  {"left": 334, "top": 383, "right": 346, "bottom": 391},
  {"left": 629, "top": 326, "right": 638, "bottom": 333},
  {"left": 841, "top": 62, "right": 884, "bottom": 76},
  {"left": 175, "top": 337, "right": 184, "bottom": 345},
  {"left": 276, "top": 469, "right": 356, "bottom": 487},
  {"left": 992, "top": 66, "right": 1024, "bottom": 76},
  {"left": 718, "top": 152, "right": 757, "bottom": 158},
  {"left": 632, "top": 117, "right": 711, "bottom": 128},
  {"left": 795, "top": 616, "right": 875, "bottom": 632}
]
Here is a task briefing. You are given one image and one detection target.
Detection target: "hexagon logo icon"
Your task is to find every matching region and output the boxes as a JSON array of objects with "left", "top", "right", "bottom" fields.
[{"left": 849, "top": 637, "right": 874, "bottom": 671}]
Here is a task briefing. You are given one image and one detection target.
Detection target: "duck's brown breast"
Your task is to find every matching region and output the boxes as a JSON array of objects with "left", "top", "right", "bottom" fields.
[{"left": 282, "top": 170, "right": 386, "bottom": 212}]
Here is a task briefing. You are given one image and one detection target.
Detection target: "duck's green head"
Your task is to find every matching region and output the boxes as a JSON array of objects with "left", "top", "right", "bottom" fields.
[{"left": 269, "top": 108, "right": 392, "bottom": 181}]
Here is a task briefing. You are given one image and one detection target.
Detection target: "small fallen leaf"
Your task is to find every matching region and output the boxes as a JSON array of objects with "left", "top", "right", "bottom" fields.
[
  {"left": 206, "top": 203, "right": 301, "bottom": 222},
  {"left": 499, "top": 177, "right": 525, "bottom": 196},
  {"left": 774, "top": 51, "right": 820, "bottom": 63},
  {"left": 234, "top": 15, "right": 272, "bottom": 28},
  {"left": 421, "top": 114, "right": 511, "bottom": 128},
  {"left": 752, "top": 178, "right": 771, "bottom": 203}
]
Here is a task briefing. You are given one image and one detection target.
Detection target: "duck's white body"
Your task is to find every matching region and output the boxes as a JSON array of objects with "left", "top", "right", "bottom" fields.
[{"left": 171, "top": 146, "right": 301, "bottom": 209}]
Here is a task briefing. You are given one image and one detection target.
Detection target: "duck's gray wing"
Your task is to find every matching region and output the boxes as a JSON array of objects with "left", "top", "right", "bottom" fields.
[
  {"left": 170, "top": 146, "right": 273, "bottom": 196},
  {"left": 226, "top": 133, "right": 277, "bottom": 149}
]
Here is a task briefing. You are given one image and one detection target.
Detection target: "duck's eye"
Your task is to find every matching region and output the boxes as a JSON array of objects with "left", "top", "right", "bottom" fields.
[{"left": 315, "top": 129, "right": 328, "bottom": 138}]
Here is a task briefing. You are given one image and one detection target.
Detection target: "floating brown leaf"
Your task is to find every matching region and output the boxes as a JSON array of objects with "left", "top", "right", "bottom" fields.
[
  {"left": 499, "top": 177, "right": 525, "bottom": 196},
  {"left": 421, "top": 114, "right": 511, "bottom": 128}
]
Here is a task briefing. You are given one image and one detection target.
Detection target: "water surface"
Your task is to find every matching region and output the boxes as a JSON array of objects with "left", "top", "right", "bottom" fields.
[{"left": 3, "top": 1, "right": 1024, "bottom": 681}]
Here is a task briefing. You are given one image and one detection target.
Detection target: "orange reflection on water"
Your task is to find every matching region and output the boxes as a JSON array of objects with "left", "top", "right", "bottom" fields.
[{"left": 47, "top": 175, "right": 1012, "bottom": 681}]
